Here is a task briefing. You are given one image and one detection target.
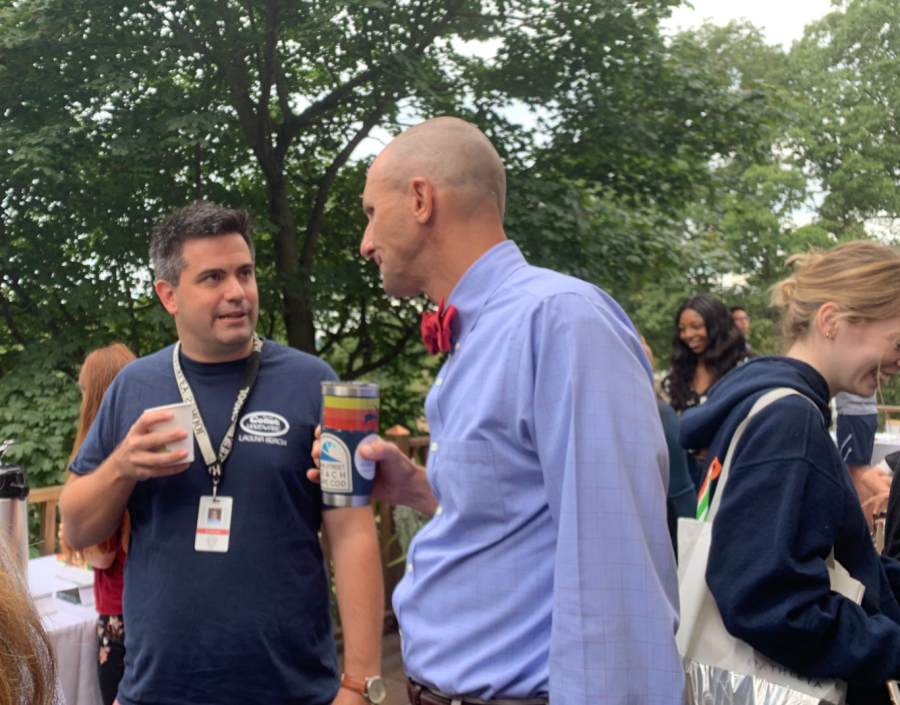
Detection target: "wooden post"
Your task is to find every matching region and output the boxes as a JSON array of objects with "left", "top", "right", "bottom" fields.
[
  {"left": 29, "top": 485, "right": 63, "bottom": 556},
  {"left": 386, "top": 426, "right": 411, "bottom": 459},
  {"left": 40, "top": 501, "right": 57, "bottom": 556}
]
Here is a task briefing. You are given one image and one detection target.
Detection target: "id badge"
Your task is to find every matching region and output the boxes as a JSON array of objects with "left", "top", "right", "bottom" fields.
[{"left": 195, "top": 496, "right": 233, "bottom": 553}]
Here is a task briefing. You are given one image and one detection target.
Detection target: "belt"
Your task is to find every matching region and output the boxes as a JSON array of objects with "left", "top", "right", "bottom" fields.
[{"left": 407, "top": 678, "right": 549, "bottom": 705}]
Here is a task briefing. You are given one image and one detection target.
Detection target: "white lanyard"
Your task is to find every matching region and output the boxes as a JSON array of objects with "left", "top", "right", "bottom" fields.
[{"left": 172, "top": 335, "right": 262, "bottom": 498}]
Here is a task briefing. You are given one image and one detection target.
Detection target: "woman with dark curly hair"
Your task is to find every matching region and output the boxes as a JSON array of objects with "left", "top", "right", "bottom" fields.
[
  {"left": 660, "top": 295, "right": 747, "bottom": 487},
  {"left": 661, "top": 294, "right": 747, "bottom": 415}
]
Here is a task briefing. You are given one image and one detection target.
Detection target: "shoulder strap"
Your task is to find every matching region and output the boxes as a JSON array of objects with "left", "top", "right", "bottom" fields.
[{"left": 707, "top": 387, "right": 822, "bottom": 523}]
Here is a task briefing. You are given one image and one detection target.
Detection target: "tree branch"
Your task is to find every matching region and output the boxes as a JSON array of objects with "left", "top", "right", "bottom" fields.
[
  {"left": 50, "top": 288, "right": 77, "bottom": 328},
  {"left": 169, "top": 8, "right": 272, "bottom": 175},
  {"left": 256, "top": 0, "right": 283, "bottom": 151},
  {"left": 277, "top": 67, "right": 381, "bottom": 161},
  {"left": 273, "top": 40, "right": 293, "bottom": 120},
  {"left": 277, "top": 0, "right": 466, "bottom": 159},
  {"left": 344, "top": 321, "right": 420, "bottom": 380},
  {"left": 0, "top": 290, "right": 28, "bottom": 347},
  {"left": 299, "top": 101, "right": 389, "bottom": 268},
  {"left": 243, "top": 0, "right": 266, "bottom": 87},
  {"left": 346, "top": 299, "right": 365, "bottom": 374},
  {"left": 411, "top": 0, "right": 467, "bottom": 57},
  {"left": 317, "top": 304, "right": 352, "bottom": 358},
  {"left": 0, "top": 269, "right": 33, "bottom": 308}
]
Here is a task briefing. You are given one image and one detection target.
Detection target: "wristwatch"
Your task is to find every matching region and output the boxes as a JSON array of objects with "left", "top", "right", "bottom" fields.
[{"left": 341, "top": 674, "right": 387, "bottom": 704}]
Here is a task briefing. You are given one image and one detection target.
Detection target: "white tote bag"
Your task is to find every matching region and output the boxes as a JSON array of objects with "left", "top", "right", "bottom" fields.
[{"left": 676, "top": 388, "right": 866, "bottom": 705}]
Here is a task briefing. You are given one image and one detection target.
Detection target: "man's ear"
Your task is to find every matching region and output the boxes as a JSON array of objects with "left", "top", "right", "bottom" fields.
[
  {"left": 410, "top": 177, "right": 434, "bottom": 225},
  {"left": 155, "top": 280, "right": 179, "bottom": 316}
]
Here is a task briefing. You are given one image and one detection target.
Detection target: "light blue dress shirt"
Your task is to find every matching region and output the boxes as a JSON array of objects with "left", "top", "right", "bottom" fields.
[{"left": 393, "top": 241, "right": 683, "bottom": 704}]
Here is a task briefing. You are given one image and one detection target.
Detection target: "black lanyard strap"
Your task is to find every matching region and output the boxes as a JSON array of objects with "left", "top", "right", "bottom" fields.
[{"left": 172, "top": 335, "right": 263, "bottom": 497}]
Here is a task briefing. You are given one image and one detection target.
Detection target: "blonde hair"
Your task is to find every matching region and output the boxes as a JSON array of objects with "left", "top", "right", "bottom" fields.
[
  {"left": 62, "top": 343, "right": 136, "bottom": 563},
  {"left": 771, "top": 240, "right": 900, "bottom": 349},
  {"left": 0, "top": 533, "right": 57, "bottom": 705}
]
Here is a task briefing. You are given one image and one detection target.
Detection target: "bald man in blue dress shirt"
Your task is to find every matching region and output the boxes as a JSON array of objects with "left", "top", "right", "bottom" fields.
[{"left": 313, "top": 117, "right": 682, "bottom": 705}]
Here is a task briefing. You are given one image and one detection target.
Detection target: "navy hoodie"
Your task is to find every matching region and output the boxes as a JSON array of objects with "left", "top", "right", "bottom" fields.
[{"left": 680, "top": 356, "right": 900, "bottom": 704}]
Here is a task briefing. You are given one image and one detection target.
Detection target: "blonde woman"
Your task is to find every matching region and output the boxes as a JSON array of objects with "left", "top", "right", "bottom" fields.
[{"left": 681, "top": 241, "right": 900, "bottom": 705}]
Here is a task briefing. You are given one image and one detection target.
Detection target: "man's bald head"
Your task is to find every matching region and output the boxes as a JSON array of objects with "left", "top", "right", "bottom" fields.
[{"left": 374, "top": 117, "right": 506, "bottom": 220}]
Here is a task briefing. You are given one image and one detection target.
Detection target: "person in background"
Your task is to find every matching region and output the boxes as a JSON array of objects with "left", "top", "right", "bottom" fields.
[
  {"left": 662, "top": 295, "right": 747, "bottom": 415},
  {"left": 661, "top": 294, "right": 747, "bottom": 485},
  {"left": 730, "top": 305, "right": 752, "bottom": 353},
  {"left": 835, "top": 392, "right": 882, "bottom": 502},
  {"left": 640, "top": 334, "right": 697, "bottom": 552},
  {"left": 60, "top": 343, "right": 135, "bottom": 705},
  {"left": 681, "top": 240, "right": 900, "bottom": 705},
  {"left": 879, "top": 453, "right": 900, "bottom": 558},
  {"left": 0, "top": 532, "right": 63, "bottom": 705}
]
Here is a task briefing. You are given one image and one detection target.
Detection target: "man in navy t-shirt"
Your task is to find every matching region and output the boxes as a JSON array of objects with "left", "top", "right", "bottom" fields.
[{"left": 61, "top": 202, "right": 385, "bottom": 705}]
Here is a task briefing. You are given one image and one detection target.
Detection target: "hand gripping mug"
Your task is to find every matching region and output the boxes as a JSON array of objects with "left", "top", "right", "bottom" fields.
[{"left": 319, "top": 381, "right": 379, "bottom": 507}]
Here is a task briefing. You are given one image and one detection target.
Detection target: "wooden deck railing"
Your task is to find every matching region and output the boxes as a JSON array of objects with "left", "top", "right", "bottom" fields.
[
  {"left": 28, "top": 484, "right": 63, "bottom": 557},
  {"left": 27, "top": 430, "right": 432, "bottom": 627},
  {"left": 878, "top": 405, "right": 900, "bottom": 427}
]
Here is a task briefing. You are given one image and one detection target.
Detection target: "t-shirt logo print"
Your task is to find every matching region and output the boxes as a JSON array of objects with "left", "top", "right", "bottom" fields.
[
  {"left": 240, "top": 412, "right": 290, "bottom": 436},
  {"left": 237, "top": 412, "right": 290, "bottom": 447}
]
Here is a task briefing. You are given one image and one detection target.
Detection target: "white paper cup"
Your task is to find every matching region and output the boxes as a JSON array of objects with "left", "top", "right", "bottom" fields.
[{"left": 144, "top": 402, "right": 194, "bottom": 465}]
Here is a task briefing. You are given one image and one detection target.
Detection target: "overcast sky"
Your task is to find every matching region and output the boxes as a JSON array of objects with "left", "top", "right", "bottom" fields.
[{"left": 663, "top": 0, "right": 837, "bottom": 48}]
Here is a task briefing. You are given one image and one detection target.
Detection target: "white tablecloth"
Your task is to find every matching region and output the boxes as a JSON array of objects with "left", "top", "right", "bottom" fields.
[
  {"left": 29, "top": 556, "right": 102, "bottom": 705},
  {"left": 873, "top": 433, "right": 900, "bottom": 467}
]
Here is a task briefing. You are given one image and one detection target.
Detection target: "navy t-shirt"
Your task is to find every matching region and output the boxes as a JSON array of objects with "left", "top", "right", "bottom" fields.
[{"left": 70, "top": 340, "right": 340, "bottom": 705}]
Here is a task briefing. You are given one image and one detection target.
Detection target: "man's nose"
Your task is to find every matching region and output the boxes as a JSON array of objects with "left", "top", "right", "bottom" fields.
[
  {"left": 360, "top": 224, "right": 374, "bottom": 259},
  {"left": 224, "top": 274, "right": 246, "bottom": 301}
]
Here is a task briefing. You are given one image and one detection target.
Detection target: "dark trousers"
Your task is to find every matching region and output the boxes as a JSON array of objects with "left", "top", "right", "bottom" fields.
[
  {"left": 97, "top": 615, "right": 126, "bottom": 705},
  {"left": 98, "top": 640, "right": 125, "bottom": 705}
]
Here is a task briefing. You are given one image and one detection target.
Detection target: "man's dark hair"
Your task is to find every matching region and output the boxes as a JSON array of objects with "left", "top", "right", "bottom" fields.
[
  {"left": 729, "top": 305, "right": 747, "bottom": 314},
  {"left": 150, "top": 201, "right": 254, "bottom": 285}
]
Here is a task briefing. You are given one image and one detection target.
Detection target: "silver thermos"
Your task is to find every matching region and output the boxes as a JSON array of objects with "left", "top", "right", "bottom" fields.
[{"left": 0, "top": 451, "right": 30, "bottom": 576}]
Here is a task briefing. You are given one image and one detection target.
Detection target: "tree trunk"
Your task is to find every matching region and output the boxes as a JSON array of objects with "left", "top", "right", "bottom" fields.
[{"left": 268, "top": 175, "right": 316, "bottom": 353}]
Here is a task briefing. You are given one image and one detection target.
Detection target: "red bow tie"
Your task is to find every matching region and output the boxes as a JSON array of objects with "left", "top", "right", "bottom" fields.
[{"left": 421, "top": 297, "right": 458, "bottom": 355}]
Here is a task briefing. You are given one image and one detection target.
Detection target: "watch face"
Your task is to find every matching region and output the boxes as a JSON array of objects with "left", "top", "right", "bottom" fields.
[{"left": 367, "top": 676, "right": 387, "bottom": 704}]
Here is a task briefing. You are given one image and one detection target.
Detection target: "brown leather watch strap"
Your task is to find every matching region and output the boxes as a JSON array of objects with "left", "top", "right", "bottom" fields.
[{"left": 341, "top": 674, "right": 369, "bottom": 696}]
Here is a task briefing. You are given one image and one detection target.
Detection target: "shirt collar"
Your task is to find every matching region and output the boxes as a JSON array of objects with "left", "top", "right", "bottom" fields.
[{"left": 446, "top": 240, "right": 528, "bottom": 349}]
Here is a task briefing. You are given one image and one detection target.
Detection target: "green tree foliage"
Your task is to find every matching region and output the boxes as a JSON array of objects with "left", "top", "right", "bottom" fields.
[
  {"left": 0, "top": 0, "right": 780, "bottom": 482},
  {"left": 790, "top": 0, "right": 900, "bottom": 238},
  {"left": 623, "top": 21, "right": 795, "bottom": 364},
  {"left": 628, "top": 13, "right": 900, "bottom": 366}
]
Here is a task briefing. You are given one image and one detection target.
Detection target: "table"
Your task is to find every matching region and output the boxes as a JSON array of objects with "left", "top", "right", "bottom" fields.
[
  {"left": 28, "top": 556, "right": 102, "bottom": 705},
  {"left": 872, "top": 432, "right": 900, "bottom": 467}
]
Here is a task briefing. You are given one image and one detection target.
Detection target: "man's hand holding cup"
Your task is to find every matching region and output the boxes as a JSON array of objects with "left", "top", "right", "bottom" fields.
[
  {"left": 112, "top": 404, "right": 194, "bottom": 481},
  {"left": 308, "top": 425, "right": 437, "bottom": 515}
]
